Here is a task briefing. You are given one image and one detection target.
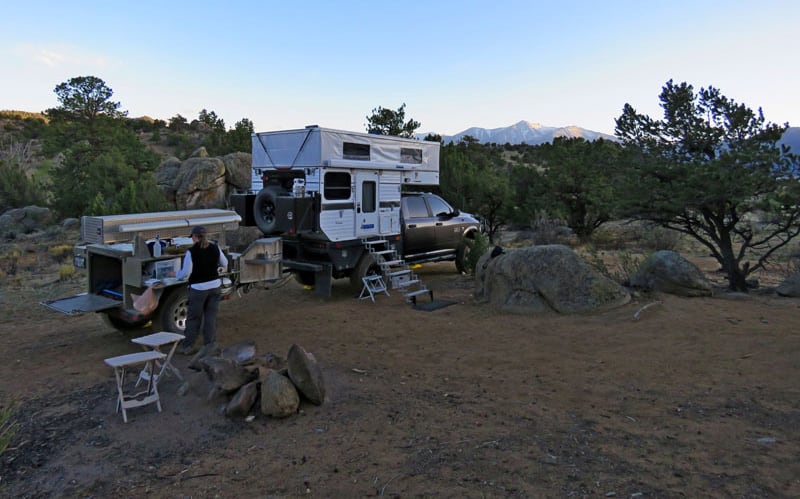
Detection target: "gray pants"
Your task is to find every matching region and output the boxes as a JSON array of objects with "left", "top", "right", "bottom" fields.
[{"left": 182, "top": 286, "right": 221, "bottom": 348}]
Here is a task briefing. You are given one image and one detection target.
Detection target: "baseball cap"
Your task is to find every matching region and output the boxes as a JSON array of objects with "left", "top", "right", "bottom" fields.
[{"left": 190, "top": 225, "right": 207, "bottom": 237}]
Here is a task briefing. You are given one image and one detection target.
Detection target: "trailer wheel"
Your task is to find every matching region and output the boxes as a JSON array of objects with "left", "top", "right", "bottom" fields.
[
  {"left": 350, "top": 252, "right": 380, "bottom": 291},
  {"left": 153, "top": 288, "right": 189, "bottom": 334},
  {"left": 102, "top": 314, "right": 150, "bottom": 334},
  {"left": 294, "top": 271, "right": 316, "bottom": 286},
  {"left": 253, "top": 187, "right": 281, "bottom": 234}
]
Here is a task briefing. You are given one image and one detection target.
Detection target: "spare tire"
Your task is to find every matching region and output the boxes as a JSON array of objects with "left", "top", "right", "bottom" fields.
[{"left": 253, "top": 187, "right": 283, "bottom": 234}]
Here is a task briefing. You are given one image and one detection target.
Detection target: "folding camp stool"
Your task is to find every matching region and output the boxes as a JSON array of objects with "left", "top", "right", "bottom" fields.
[
  {"left": 131, "top": 331, "right": 186, "bottom": 386},
  {"left": 358, "top": 274, "right": 390, "bottom": 303},
  {"left": 104, "top": 350, "right": 165, "bottom": 423}
]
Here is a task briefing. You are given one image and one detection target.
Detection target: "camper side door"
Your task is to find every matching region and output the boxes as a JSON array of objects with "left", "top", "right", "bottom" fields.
[{"left": 354, "top": 171, "right": 379, "bottom": 238}]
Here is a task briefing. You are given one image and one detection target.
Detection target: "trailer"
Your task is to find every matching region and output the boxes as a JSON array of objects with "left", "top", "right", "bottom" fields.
[{"left": 43, "top": 209, "right": 284, "bottom": 333}]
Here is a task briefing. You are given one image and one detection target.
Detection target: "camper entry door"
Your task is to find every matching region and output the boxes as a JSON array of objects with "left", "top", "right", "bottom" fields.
[{"left": 354, "top": 171, "right": 379, "bottom": 238}]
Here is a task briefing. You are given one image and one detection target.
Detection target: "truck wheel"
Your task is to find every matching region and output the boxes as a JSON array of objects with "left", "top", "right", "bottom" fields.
[
  {"left": 153, "top": 288, "right": 189, "bottom": 333},
  {"left": 253, "top": 187, "right": 281, "bottom": 234},
  {"left": 350, "top": 253, "right": 380, "bottom": 291},
  {"left": 102, "top": 314, "right": 150, "bottom": 334},
  {"left": 455, "top": 239, "right": 472, "bottom": 274},
  {"left": 294, "top": 271, "right": 316, "bottom": 286}
]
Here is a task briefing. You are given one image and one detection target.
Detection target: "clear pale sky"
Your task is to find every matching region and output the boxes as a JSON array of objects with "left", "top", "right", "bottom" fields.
[{"left": 2, "top": 1, "right": 797, "bottom": 136}]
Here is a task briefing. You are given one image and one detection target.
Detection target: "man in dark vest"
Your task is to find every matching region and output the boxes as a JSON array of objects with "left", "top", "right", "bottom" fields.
[{"left": 174, "top": 225, "right": 228, "bottom": 354}]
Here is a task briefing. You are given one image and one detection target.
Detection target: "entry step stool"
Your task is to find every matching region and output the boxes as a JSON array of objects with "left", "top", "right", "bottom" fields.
[
  {"left": 359, "top": 274, "right": 389, "bottom": 303},
  {"left": 104, "top": 350, "right": 165, "bottom": 423}
]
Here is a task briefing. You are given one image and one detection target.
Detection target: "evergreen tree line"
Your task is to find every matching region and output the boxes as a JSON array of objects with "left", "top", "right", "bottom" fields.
[
  {"left": 0, "top": 76, "right": 254, "bottom": 217},
  {"left": 1, "top": 78, "right": 799, "bottom": 291}
]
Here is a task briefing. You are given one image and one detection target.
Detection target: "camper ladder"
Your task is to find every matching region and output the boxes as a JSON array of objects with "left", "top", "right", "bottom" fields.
[{"left": 361, "top": 239, "right": 433, "bottom": 305}]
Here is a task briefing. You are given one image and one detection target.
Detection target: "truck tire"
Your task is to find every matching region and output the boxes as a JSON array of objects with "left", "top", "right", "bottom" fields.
[
  {"left": 253, "top": 187, "right": 281, "bottom": 234},
  {"left": 153, "top": 287, "right": 189, "bottom": 334},
  {"left": 350, "top": 252, "right": 380, "bottom": 291},
  {"left": 455, "top": 238, "right": 472, "bottom": 274}
]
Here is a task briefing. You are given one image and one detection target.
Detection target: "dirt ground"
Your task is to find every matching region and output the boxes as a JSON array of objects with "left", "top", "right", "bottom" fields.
[{"left": 1, "top": 256, "right": 799, "bottom": 498}]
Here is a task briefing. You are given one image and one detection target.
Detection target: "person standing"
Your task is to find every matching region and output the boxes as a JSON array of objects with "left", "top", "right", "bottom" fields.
[{"left": 174, "top": 225, "right": 228, "bottom": 354}]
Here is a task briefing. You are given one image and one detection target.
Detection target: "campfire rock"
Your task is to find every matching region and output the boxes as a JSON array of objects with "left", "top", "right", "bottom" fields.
[
  {"left": 220, "top": 340, "right": 257, "bottom": 364},
  {"left": 225, "top": 380, "right": 259, "bottom": 417},
  {"left": 287, "top": 344, "right": 326, "bottom": 405},
  {"left": 260, "top": 369, "right": 300, "bottom": 418},
  {"left": 202, "top": 357, "right": 256, "bottom": 393}
]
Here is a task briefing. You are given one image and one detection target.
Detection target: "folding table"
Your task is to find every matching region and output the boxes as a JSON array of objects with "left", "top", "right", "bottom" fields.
[
  {"left": 104, "top": 350, "right": 165, "bottom": 423},
  {"left": 131, "top": 331, "right": 186, "bottom": 386}
]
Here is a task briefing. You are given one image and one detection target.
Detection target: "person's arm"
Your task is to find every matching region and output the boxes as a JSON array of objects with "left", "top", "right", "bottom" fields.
[
  {"left": 217, "top": 246, "right": 229, "bottom": 270},
  {"left": 175, "top": 250, "right": 193, "bottom": 280}
]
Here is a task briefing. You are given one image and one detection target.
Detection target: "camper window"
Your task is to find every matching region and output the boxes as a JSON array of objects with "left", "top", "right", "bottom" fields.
[
  {"left": 343, "top": 142, "right": 370, "bottom": 160},
  {"left": 401, "top": 148, "right": 423, "bottom": 164},
  {"left": 362, "top": 181, "right": 376, "bottom": 213},
  {"left": 324, "top": 172, "right": 352, "bottom": 200}
]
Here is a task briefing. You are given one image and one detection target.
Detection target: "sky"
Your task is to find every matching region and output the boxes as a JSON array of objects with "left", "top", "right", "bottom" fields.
[{"left": 2, "top": 0, "right": 798, "bottom": 137}]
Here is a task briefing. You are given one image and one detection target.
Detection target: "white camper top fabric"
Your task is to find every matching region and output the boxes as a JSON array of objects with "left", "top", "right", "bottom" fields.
[{"left": 251, "top": 127, "right": 439, "bottom": 173}]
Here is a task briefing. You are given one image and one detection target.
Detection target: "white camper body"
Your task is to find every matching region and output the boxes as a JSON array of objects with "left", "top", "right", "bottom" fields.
[{"left": 248, "top": 126, "right": 440, "bottom": 242}]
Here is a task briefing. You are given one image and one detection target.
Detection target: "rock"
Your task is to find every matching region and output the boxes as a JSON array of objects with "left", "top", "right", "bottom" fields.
[
  {"left": 287, "top": 344, "right": 325, "bottom": 405},
  {"left": 776, "top": 272, "right": 800, "bottom": 297},
  {"left": 201, "top": 357, "right": 255, "bottom": 393},
  {"left": 260, "top": 369, "right": 300, "bottom": 417},
  {"left": 61, "top": 218, "right": 80, "bottom": 230},
  {"left": 222, "top": 152, "right": 252, "bottom": 192},
  {"left": 630, "top": 250, "right": 712, "bottom": 297},
  {"left": 220, "top": 340, "right": 257, "bottom": 364},
  {"left": 225, "top": 380, "right": 259, "bottom": 417},
  {"left": 0, "top": 205, "right": 54, "bottom": 235},
  {"left": 174, "top": 157, "right": 227, "bottom": 210},
  {"left": 474, "top": 244, "right": 630, "bottom": 314},
  {"left": 188, "top": 343, "right": 221, "bottom": 371}
]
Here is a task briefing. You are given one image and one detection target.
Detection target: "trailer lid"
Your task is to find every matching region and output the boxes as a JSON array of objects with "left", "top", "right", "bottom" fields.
[{"left": 41, "top": 293, "right": 121, "bottom": 316}]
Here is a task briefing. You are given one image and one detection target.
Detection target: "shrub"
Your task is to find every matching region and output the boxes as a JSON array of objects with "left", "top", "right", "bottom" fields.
[
  {"left": 464, "top": 232, "right": 491, "bottom": 275},
  {"left": 0, "top": 401, "right": 17, "bottom": 456}
]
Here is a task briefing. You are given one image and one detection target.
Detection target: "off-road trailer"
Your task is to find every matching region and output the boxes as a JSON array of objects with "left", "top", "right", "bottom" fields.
[{"left": 43, "top": 209, "right": 284, "bottom": 333}]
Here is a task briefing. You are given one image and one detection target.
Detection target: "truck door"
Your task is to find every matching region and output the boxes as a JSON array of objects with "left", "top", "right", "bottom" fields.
[
  {"left": 401, "top": 195, "right": 436, "bottom": 257},
  {"left": 355, "top": 171, "right": 379, "bottom": 238}
]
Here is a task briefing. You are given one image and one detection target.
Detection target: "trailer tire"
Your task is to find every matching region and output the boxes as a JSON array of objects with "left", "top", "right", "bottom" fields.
[
  {"left": 153, "top": 287, "right": 189, "bottom": 334},
  {"left": 253, "top": 187, "right": 282, "bottom": 234},
  {"left": 350, "top": 252, "right": 380, "bottom": 291},
  {"left": 102, "top": 314, "right": 150, "bottom": 334}
]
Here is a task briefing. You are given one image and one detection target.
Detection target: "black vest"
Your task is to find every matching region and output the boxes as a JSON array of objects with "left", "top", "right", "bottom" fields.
[{"left": 188, "top": 243, "right": 219, "bottom": 284}]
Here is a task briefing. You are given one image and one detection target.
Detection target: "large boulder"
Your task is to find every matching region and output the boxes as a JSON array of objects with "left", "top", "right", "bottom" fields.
[
  {"left": 0, "top": 206, "right": 54, "bottom": 236},
  {"left": 776, "top": 272, "right": 800, "bottom": 297},
  {"left": 174, "top": 157, "right": 227, "bottom": 209},
  {"left": 155, "top": 152, "right": 253, "bottom": 210},
  {"left": 475, "top": 244, "right": 630, "bottom": 314},
  {"left": 629, "top": 250, "right": 712, "bottom": 297}
]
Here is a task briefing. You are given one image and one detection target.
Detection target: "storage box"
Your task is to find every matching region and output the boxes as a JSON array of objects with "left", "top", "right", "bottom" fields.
[{"left": 145, "top": 258, "right": 181, "bottom": 280}]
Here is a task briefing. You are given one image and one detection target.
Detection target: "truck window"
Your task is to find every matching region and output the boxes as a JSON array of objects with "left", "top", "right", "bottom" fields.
[
  {"left": 404, "top": 196, "right": 429, "bottom": 218},
  {"left": 427, "top": 195, "right": 452, "bottom": 217},
  {"left": 343, "top": 142, "right": 370, "bottom": 160},
  {"left": 324, "top": 172, "right": 351, "bottom": 200}
]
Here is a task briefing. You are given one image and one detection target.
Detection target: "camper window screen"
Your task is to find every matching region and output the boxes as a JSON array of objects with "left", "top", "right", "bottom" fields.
[
  {"left": 324, "top": 172, "right": 351, "bottom": 200},
  {"left": 343, "top": 142, "right": 370, "bottom": 160},
  {"left": 401, "top": 148, "right": 423, "bottom": 164}
]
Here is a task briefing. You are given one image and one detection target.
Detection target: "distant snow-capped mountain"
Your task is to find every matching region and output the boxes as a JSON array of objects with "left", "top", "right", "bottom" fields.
[{"left": 419, "top": 120, "right": 618, "bottom": 145}]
